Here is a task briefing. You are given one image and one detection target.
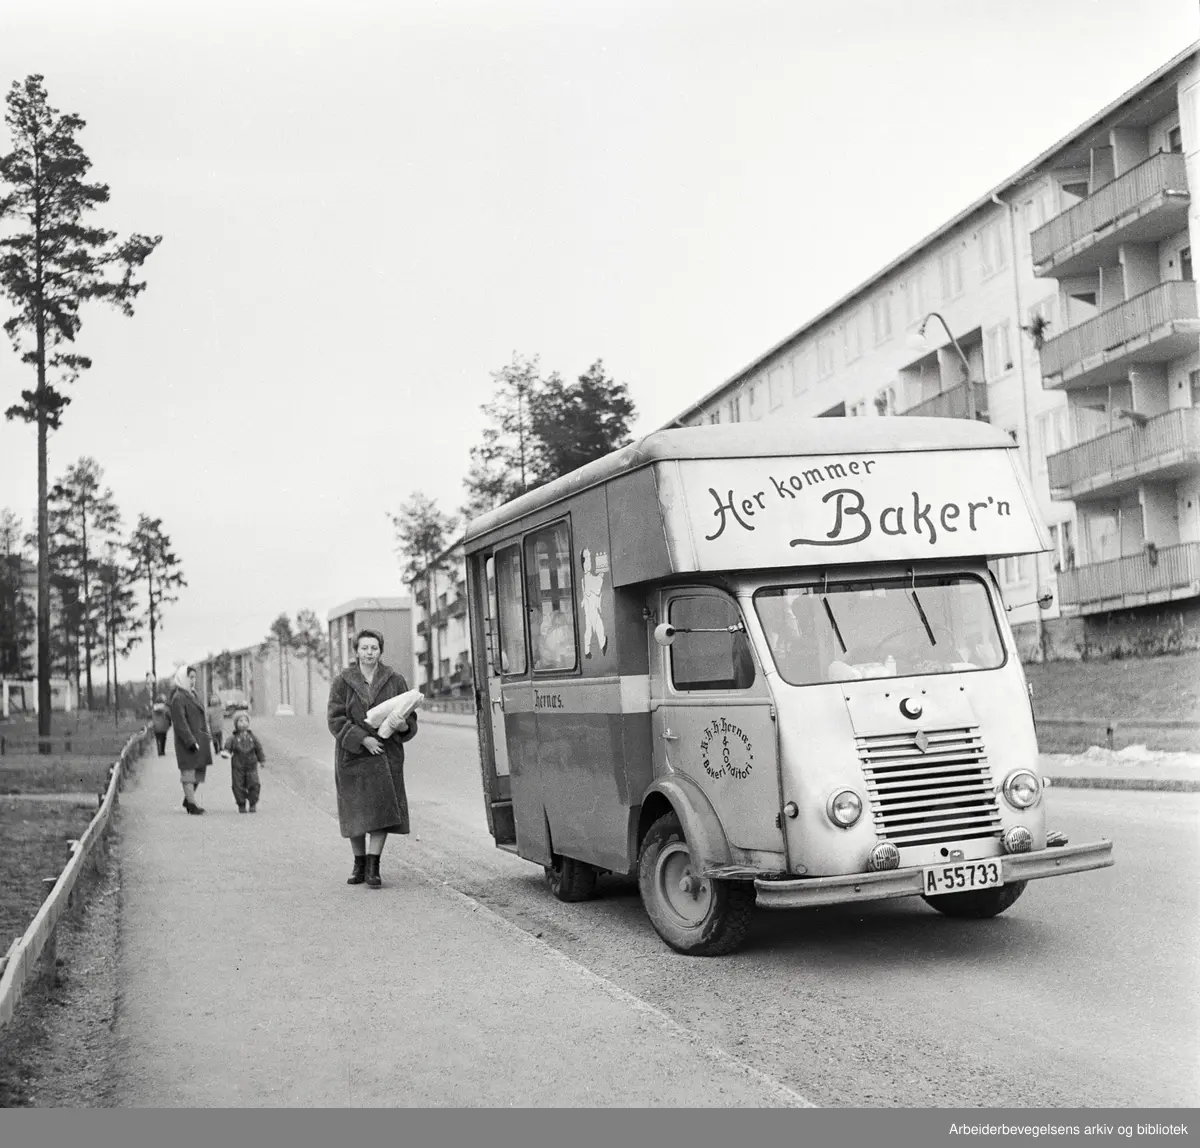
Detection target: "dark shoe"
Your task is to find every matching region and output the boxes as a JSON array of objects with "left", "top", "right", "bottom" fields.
[
  {"left": 184, "top": 800, "right": 206, "bottom": 816},
  {"left": 237, "top": 805, "right": 247, "bottom": 813},
  {"left": 347, "top": 856, "right": 366, "bottom": 885},
  {"left": 365, "top": 854, "right": 381, "bottom": 889},
  {"left": 248, "top": 804, "right": 257, "bottom": 813}
]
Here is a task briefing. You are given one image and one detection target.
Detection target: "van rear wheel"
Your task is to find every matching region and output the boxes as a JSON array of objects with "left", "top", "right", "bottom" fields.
[
  {"left": 923, "top": 880, "right": 1027, "bottom": 919},
  {"left": 637, "top": 812, "right": 754, "bottom": 956},
  {"left": 544, "top": 854, "right": 598, "bottom": 902}
]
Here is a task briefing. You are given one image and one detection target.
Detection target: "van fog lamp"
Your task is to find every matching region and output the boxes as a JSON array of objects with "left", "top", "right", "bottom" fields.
[
  {"left": 826, "top": 789, "right": 863, "bottom": 828},
  {"left": 867, "top": 841, "right": 900, "bottom": 871},
  {"left": 1002, "top": 826, "right": 1033, "bottom": 854},
  {"left": 1002, "top": 769, "right": 1041, "bottom": 810}
]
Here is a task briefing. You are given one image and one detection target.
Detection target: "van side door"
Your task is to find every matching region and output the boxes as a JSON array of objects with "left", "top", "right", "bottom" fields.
[{"left": 650, "top": 588, "right": 785, "bottom": 861}]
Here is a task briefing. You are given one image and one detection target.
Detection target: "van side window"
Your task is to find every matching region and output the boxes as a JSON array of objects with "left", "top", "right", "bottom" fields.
[
  {"left": 669, "top": 596, "right": 754, "bottom": 691},
  {"left": 494, "top": 545, "right": 526, "bottom": 676},
  {"left": 524, "top": 521, "right": 577, "bottom": 672}
]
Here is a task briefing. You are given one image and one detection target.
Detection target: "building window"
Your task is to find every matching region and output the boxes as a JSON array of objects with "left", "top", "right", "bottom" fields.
[
  {"left": 939, "top": 248, "right": 964, "bottom": 299},
  {"left": 817, "top": 333, "right": 835, "bottom": 379},
  {"left": 985, "top": 321, "right": 1013, "bottom": 378},
  {"left": 708, "top": 409, "right": 721, "bottom": 424},
  {"left": 727, "top": 394, "right": 742, "bottom": 422},
  {"left": 1181, "top": 246, "right": 1193, "bottom": 283},
  {"left": 873, "top": 386, "right": 897, "bottom": 416},
  {"left": 904, "top": 275, "right": 926, "bottom": 326},
  {"left": 768, "top": 364, "right": 787, "bottom": 409},
  {"left": 848, "top": 400, "right": 866, "bottom": 417},
  {"left": 844, "top": 315, "right": 863, "bottom": 362},
  {"left": 1001, "top": 554, "right": 1029, "bottom": 586},
  {"left": 871, "top": 296, "right": 892, "bottom": 345},
  {"left": 1168, "top": 124, "right": 1183, "bottom": 154},
  {"left": 979, "top": 220, "right": 1009, "bottom": 278},
  {"left": 791, "top": 352, "right": 809, "bottom": 396},
  {"left": 525, "top": 520, "right": 576, "bottom": 672}
]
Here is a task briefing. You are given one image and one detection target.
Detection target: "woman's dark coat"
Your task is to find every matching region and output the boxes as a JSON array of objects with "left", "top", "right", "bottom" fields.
[
  {"left": 151, "top": 701, "right": 172, "bottom": 735},
  {"left": 169, "top": 686, "right": 214, "bottom": 770},
  {"left": 327, "top": 662, "right": 418, "bottom": 838}
]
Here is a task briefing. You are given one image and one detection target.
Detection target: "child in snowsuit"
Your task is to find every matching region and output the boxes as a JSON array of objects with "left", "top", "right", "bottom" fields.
[
  {"left": 151, "top": 694, "right": 172, "bottom": 756},
  {"left": 224, "top": 712, "right": 265, "bottom": 813}
]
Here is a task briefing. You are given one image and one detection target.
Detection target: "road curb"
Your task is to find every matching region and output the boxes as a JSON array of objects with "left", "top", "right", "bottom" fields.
[{"left": 1047, "top": 776, "right": 1200, "bottom": 793}]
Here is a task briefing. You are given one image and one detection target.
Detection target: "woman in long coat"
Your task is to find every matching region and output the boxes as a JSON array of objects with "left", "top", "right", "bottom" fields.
[
  {"left": 170, "top": 666, "right": 213, "bottom": 815},
  {"left": 327, "top": 629, "right": 419, "bottom": 888}
]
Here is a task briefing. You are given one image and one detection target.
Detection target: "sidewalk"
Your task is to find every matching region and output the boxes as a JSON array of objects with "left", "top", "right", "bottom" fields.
[{"left": 109, "top": 736, "right": 808, "bottom": 1107}]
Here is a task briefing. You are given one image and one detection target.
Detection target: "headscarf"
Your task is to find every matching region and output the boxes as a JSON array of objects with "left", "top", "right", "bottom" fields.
[{"left": 173, "top": 666, "right": 192, "bottom": 694}]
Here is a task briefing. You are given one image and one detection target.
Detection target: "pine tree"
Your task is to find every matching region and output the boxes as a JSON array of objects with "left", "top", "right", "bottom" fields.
[{"left": 0, "top": 75, "right": 160, "bottom": 744}]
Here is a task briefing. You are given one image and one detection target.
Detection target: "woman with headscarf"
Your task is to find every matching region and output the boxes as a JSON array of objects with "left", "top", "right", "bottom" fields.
[
  {"left": 170, "top": 665, "right": 213, "bottom": 815},
  {"left": 327, "top": 629, "right": 419, "bottom": 888}
]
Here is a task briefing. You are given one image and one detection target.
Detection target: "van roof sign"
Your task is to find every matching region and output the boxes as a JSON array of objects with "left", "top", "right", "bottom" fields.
[{"left": 463, "top": 419, "right": 1048, "bottom": 572}]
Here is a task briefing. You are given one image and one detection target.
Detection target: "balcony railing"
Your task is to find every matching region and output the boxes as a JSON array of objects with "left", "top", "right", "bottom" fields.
[
  {"left": 1038, "top": 280, "right": 1199, "bottom": 384},
  {"left": 1058, "top": 540, "right": 1200, "bottom": 615},
  {"left": 1031, "top": 152, "right": 1189, "bottom": 269},
  {"left": 900, "top": 380, "right": 989, "bottom": 422},
  {"left": 1047, "top": 407, "right": 1200, "bottom": 498}
]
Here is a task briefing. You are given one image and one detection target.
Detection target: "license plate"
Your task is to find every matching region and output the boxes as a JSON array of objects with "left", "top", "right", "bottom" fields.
[{"left": 922, "top": 859, "right": 1003, "bottom": 896}]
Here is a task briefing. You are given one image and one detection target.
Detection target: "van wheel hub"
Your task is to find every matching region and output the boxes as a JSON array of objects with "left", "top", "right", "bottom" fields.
[{"left": 655, "top": 842, "right": 711, "bottom": 925}]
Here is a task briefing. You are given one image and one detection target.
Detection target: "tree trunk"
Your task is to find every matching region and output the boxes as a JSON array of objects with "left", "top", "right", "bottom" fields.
[
  {"left": 306, "top": 649, "right": 313, "bottom": 715},
  {"left": 81, "top": 513, "right": 93, "bottom": 710},
  {"left": 36, "top": 411, "right": 50, "bottom": 749},
  {"left": 147, "top": 566, "right": 157, "bottom": 682}
]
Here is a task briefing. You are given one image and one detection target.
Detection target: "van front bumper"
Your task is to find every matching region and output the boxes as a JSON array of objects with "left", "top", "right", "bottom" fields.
[{"left": 752, "top": 840, "right": 1114, "bottom": 910}]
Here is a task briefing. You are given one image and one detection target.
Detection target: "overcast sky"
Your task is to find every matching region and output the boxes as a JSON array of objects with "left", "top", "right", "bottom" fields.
[{"left": 0, "top": 0, "right": 1196, "bottom": 677}]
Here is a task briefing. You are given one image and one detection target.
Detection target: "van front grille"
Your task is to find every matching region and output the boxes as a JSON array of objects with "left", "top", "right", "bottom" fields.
[{"left": 856, "top": 725, "right": 1001, "bottom": 847}]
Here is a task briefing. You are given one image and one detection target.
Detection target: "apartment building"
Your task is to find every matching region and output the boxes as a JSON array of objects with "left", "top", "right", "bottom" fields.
[
  {"left": 666, "top": 43, "right": 1200, "bottom": 659},
  {"left": 328, "top": 597, "right": 413, "bottom": 683},
  {"left": 410, "top": 539, "right": 472, "bottom": 700}
]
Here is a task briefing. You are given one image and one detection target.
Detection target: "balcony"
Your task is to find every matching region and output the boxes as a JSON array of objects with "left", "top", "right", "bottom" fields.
[
  {"left": 1032, "top": 152, "right": 1189, "bottom": 278},
  {"left": 1038, "top": 281, "right": 1199, "bottom": 389},
  {"left": 1058, "top": 540, "right": 1200, "bottom": 615},
  {"left": 900, "top": 380, "right": 989, "bottom": 422},
  {"left": 1048, "top": 407, "right": 1200, "bottom": 500}
]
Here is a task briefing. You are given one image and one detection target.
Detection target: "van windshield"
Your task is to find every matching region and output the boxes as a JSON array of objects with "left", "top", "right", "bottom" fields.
[{"left": 753, "top": 574, "right": 1005, "bottom": 686}]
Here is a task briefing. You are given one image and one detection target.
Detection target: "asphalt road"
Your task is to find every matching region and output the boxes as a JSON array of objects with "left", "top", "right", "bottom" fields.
[{"left": 261, "top": 714, "right": 1200, "bottom": 1108}]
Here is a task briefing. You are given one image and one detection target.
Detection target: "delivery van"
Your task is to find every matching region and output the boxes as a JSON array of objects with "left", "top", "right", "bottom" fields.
[{"left": 462, "top": 419, "right": 1113, "bottom": 955}]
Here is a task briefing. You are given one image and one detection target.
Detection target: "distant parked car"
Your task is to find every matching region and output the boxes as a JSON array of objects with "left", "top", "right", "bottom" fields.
[
  {"left": 275, "top": 704, "right": 295, "bottom": 717},
  {"left": 220, "top": 689, "right": 247, "bottom": 717}
]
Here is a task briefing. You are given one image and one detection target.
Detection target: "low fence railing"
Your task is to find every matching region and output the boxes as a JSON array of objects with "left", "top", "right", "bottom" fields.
[
  {"left": 900, "top": 380, "right": 989, "bottom": 421},
  {"left": 0, "top": 725, "right": 151, "bottom": 1028}
]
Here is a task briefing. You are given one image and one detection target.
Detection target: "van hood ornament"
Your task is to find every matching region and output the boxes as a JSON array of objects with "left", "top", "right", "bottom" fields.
[{"left": 913, "top": 729, "right": 929, "bottom": 753}]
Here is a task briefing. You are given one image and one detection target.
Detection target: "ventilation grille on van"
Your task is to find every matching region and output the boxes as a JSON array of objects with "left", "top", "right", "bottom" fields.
[{"left": 856, "top": 726, "right": 1001, "bottom": 847}]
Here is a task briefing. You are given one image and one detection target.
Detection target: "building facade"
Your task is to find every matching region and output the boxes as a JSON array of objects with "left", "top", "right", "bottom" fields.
[
  {"left": 191, "top": 641, "right": 328, "bottom": 719},
  {"left": 666, "top": 43, "right": 1200, "bottom": 660},
  {"left": 327, "top": 597, "right": 414, "bottom": 684},
  {"left": 410, "top": 541, "right": 472, "bottom": 700}
]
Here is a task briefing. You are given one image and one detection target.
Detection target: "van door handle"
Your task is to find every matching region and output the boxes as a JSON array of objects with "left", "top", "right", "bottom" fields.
[
  {"left": 492, "top": 697, "right": 504, "bottom": 712},
  {"left": 661, "top": 728, "right": 678, "bottom": 741}
]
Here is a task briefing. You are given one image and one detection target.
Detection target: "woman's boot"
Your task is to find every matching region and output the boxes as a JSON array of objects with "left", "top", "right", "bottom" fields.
[
  {"left": 365, "top": 854, "right": 381, "bottom": 889},
  {"left": 347, "top": 855, "right": 366, "bottom": 885}
]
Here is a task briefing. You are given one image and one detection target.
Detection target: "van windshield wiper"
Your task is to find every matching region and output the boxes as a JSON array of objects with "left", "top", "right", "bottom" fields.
[
  {"left": 821, "top": 597, "right": 847, "bottom": 654},
  {"left": 908, "top": 589, "right": 937, "bottom": 647}
]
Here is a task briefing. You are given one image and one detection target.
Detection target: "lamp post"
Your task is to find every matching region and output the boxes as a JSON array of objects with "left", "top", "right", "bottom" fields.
[{"left": 906, "top": 312, "right": 978, "bottom": 422}]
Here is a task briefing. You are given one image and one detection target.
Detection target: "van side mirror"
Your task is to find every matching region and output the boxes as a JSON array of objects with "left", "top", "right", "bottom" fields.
[
  {"left": 653, "top": 623, "right": 677, "bottom": 647},
  {"left": 1037, "top": 591, "right": 1054, "bottom": 610}
]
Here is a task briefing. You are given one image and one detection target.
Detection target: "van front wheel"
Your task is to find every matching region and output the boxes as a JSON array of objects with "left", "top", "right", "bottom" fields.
[
  {"left": 637, "top": 812, "right": 754, "bottom": 956},
  {"left": 922, "top": 880, "right": 1027, "bottom": 919}
]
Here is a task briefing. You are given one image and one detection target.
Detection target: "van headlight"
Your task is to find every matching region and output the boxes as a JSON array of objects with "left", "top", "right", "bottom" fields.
[
  {"left": 1002, "top": 769, "right": 1041, "bottom": 810},
  {"left": 826, "top": 789, "right": 863, "bottom": 828}
]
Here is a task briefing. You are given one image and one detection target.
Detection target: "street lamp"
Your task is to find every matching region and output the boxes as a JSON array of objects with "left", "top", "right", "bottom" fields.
[{"left": 906, "top": 312, "right": 978, "bottom": 422}]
